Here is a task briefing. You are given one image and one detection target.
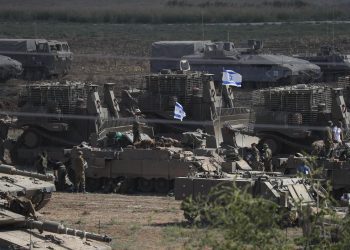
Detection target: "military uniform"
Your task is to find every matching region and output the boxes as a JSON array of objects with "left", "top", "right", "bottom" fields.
[
  {"left": 73, "top": 152, "right": 86, "bottom": 193},
  {"left": 262, "top": 144, "right": 273, "bottom": 172},
  {"left": 251, "top": 144, "right": 263, "bottom": 170},
  {"left": 132, "top": 120, "right": 141, "bottom": 144},
  {"left": 324, "top": 123, "right": 334, "bottom": 158},
  {"left": 35, "top": 152, "right": 48, "bottom": 175}
]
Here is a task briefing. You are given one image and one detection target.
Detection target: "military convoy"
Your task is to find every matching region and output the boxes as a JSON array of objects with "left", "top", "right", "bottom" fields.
[
  {"left": 151, "top": 40, "right": 321, "bottom": 88},
  {"left": 0, "top": 39, "right": 73, "bottom": 80},
  {"left": 0, "top": 163, "right": 112, "bottom": 249}
]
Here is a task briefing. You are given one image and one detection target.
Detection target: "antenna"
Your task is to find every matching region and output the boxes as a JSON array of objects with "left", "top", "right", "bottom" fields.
[{"left": 201, "top": 10, "right": 205, "bottom": 42}]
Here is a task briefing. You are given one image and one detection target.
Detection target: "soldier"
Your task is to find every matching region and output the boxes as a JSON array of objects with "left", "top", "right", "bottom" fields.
[
  {"left": 261, "top": 143, "right": 273, "bottom": 172},
  {"left": 73, "top": 151, "right": 86, "bottom": 193},
  {"left": 132, "top": 120, "right": 141, "bottom": 144},
  {"left": 324, "top": 120, "right": 334, "bottom": 158},
  {"left": 35, "top": 151, "right": 48, "bottom": 175},
  {"left": 251, "top": 143, "right": 263, "bottom": 170}
]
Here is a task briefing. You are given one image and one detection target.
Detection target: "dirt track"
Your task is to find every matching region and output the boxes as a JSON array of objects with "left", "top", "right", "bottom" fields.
[{"left": 41, "top": 192, "right": 190, "bottom": 249}]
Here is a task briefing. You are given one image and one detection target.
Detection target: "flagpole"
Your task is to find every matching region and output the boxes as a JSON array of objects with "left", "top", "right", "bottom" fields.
[{"left": 218, "top": 67, "right": 224, "bottom": 147}]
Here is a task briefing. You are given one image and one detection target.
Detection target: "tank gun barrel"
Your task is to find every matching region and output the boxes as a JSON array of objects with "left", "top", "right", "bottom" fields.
[
  {"left": 0, "top": 164, "right": 54, "bottom": 181},
  {"left": 27, "top": 220, "right": 112, "bottom": 243}
]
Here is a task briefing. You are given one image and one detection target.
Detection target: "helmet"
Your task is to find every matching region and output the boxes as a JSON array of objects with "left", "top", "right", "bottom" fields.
[
  {"left": 77, "top": 151, "right": 83, "bottom": 155},
  {"left": 135, "top": 108, "right": 141, "bottom": 114},
  {"left": 263, "top": 143, "right": 269, "bottom": 148},
  {"left": 328, "top": 120, "right": 333, "bottom": 126}
]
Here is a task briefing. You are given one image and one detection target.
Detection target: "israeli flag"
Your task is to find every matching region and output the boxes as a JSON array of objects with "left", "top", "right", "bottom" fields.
[
  {"left": 174, "top": 102, "right": 186, "bottom": 121},
  {"left": 222, "top": 69, "right": 242, "bottom": 87}
]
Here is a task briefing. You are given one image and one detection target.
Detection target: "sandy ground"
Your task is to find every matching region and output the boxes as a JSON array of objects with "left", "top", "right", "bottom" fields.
[{"left": 40, "top": 192, "right": 192, "bottom": 250}]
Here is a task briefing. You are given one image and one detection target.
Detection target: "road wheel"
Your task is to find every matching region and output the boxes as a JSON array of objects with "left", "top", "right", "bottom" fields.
[
  {"left": 137, "top": 178, "right": 154, "bottom": 193},
  {"left": 260, "top": 137, "right": 280, "bottom": 155},
  {"left": 154, "top": 178, "right": 170, "bottom": 194},
  {"left": 22, "top": 130, "right": 41, "bottom": 149}
]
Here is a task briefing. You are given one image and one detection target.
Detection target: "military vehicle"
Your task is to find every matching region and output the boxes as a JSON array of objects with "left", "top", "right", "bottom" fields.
[
  {"left": 294, "top": 45, "right": 350, "bottom": 82},
  {"left": 175, "top": 171, "right": 326, "bottom": 222},
  {"left": 245, "top": 84, "right": 349, "bottom": 154},
  {"left": 68, "top": 133, "right": 223, "bottom": 193},
  {"left": 0, "top": 163, "right": 55, "bottom": 210},
  {"left": 0, "top": 39, "right": 73, "bottom": 80},
  {"left": 0, "top": 163, "right": 112, "bottom": 249},
  {"left": 134, "top": 70, "right": 250, "bottom": 146},
  {"left": 5, "top": 81, "right": 123, "bottom": 164},
  {"left": 0, "top": 55, "right": 22, "bottom": 82},
  {"left": 150, "top": 40, "right": 321, "bottom": 88}
]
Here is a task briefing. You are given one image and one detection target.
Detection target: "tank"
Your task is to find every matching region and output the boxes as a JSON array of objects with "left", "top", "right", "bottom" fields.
[
  {"left": 132, "top": 70, "right": 250, "bottom": 147},
  {"left": 5, "top": 81, "right": 123, "bottom": 165},
  {"left": 0, "top": 39, "right": 73, "bottom": 80},
  {"left": 0, "top": 163, "right": 55, "bottom": 210},
  {"left": 67, "top": 133, "right": 223, "bottom": 193},
  {"left": 150, "top": 40, "right": 321, "bottom": 88},
  {"left": 0, "top": 55, "right": 22, "bottom": 82},
  {"left": 294, "top": 45, "right": 350, "bottom": 82},
  {"left": 245, "top": 84, "right": 349, "bottom": 154},
  {"left": 0, "top": 164, "right": 112, "bottom": 249}
]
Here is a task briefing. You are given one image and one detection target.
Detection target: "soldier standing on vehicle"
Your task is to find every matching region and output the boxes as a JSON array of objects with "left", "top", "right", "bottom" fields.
[
  {"left": 73, "top": 151, "right": 86, "bottom": 193},
  {"left": 132, "top": 109, "right": 142, "bottom": 144},
  {"left": 35, "top": 151, "right": 48, "bottom": 175},
  {"left": 261, "top": 143, "right": 273, "bottom": 172},
  {"left": 251, "top": 143, "right": 262, "bottom": 170},
  {"left": 324, "top": 121, "right": 334, "bottom": 158}
]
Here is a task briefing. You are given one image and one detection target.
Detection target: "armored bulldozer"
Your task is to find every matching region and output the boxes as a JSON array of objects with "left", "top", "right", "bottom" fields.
[
  {"left": 295, "top": 45, "right": 350, "bottom": 82},
  {"left": 134, "top": 70, "right": 249, "bottom": 146},
  {"left": 0, "top": 55, "right": 22, "bottom": 82},
  {"left": 245, "top": 84, "right": 349, "bottom": 154},
  {"left": 6, "top": 81, "right": 123, "bottom": 164},
  {"left": 68, "top": 136, "right": 222, "bottom": 193},
  {"left": 0, "top": 39, "right": 73, "bottom": 80},
  {"left": 150, "top": 40, "right": 321, "bottom": 88},
  {"left": 0, "top": 164, "right": 112, "bottom": 249}
]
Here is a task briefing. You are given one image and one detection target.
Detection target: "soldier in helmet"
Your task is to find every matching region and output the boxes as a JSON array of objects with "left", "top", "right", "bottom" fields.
[
  {"left": 35, "top": 151, "right": 48, "bottom": 175},
  {"left": 261, "top": 143, "right": 273, "bottom": 172},
  {"left": 132, "top": 108, "right": 143, "bottom": 144},
  {"left": 73, "top": 150, "right": 86, "bottom": 193},
  {"left": 324, "top": 120, "right": 334, "bottom": 158},
  {"left": 251, "top": 143, "right": 263, "bottom": 170}
]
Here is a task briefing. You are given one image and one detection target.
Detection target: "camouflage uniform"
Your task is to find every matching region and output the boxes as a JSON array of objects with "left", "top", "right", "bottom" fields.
[
  {"left": 73, "top": 151, "right": 86, "bottom": 193},
  {"left": 262, "top": 144, "right": 273, "bottom": 172},
  {"left": 35, "top": 152, "right": 48, "bottom": 175},
  {"left": 132, "top": 120, "right": 141, "bottom": 144},
  {"left": 251, "top": 143, "right": 263, "bottom": 170},
  {"left": 324, "top": 122, "right": 334, "bottom": 158}
]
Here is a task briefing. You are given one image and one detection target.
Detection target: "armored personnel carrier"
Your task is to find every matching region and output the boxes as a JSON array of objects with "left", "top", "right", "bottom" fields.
[
  {"left": 0, "top": 163, "right": 112, "bottom": 249},
  {"left": 135, "top": 70, "right": 249, "bottom": 146},
  {"left": 175, "top": 171, "right": 325, "bottom": 222},
  {"left": 245, "top": 84, "right": 349, "bottom": 154},
  {"left": 150, "top": 40, "right": 321, "bottom": 88},
  {"left": 68, "top": 135, "right": 222, "bottom": 193},
  {"left": 0, "top": 55, "right": 22, "bottom": 82},
  {"left": 295, "top": 45, "right": 350, "bottom": 82},
  {"left": 5, "top": 81, "right": 123, "bottom": 164},
  {"left": 0, "top": 39, "right": 73, "bottom": 80}
]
